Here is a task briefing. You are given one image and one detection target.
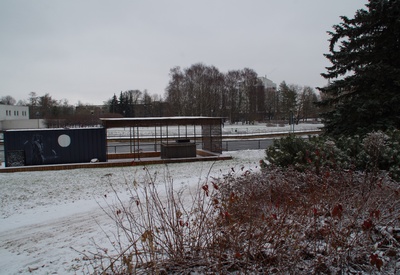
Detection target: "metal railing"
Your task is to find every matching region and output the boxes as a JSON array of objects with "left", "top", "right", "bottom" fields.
[
  {"left": 106, "top": 124, "right": 323, "bottom": 139},
  {"left": 221, "top": 139, "right": 272, "bottom": 151},
  {"left": 106, "top": 138, "right": 274, "bottom": 154}
]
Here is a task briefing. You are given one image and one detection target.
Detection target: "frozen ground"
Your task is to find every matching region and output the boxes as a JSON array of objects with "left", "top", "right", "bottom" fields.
[
  {"left": 0, "top": 149, "right": 265, "bottom": 275},
  {"left": 0, "top": 122, "right": 322, "bottom": 274}
]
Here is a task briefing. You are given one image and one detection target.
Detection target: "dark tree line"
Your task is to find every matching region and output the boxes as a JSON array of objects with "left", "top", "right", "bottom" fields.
[
  {"left": 165, "top": 63, "right": 320, "bottom": 124},
  {"left": 26, "top": 92, "right": 74, "bottom": 119},
  {"left": 105, "top": 89, "right": 166, "bottom": 118},
  {"left": 3, "top": 64, "right": 321, "bottom": 127},
  {"left": 5, "top": 92, "right": 113, "bottom": 127}
]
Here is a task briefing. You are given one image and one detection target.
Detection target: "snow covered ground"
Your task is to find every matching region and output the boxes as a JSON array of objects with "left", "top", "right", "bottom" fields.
[
  {"left": 0, "top": 149, "right": 265, "bottom": 274},
  {"left": 0, "top": 122, "right": 322, "bottom": 274}
]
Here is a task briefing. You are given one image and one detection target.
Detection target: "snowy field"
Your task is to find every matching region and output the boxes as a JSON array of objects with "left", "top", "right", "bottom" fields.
[
  {"left": 0, "top": 122, "right": 322, "bottom": 274},
  {"left": 0, "top": 149, "right": 265, "bottom": 274}
]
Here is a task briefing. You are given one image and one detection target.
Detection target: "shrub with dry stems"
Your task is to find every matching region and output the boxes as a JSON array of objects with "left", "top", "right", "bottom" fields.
[
  {"left": 82, "top": 164, "right": 400, "bottom": 274},
  {"left": 214, "top": 166, "right": 400, "bottom": 273}
]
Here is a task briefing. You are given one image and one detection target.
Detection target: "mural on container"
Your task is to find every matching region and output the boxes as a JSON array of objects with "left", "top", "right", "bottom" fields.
[{"left": 4, "top": 128, "right": 106, "bottom": 167}]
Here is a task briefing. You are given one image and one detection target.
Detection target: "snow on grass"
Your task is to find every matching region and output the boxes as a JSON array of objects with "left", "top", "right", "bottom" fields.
[{"left": 0, "top": 150, "right": 265, "bottom": 274}]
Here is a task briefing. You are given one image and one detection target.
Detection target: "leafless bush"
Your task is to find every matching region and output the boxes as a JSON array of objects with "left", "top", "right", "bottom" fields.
[
  {"left": 81, "top": 166, "right": 223, "bottom": 274},
  {"left": 82, "top": 165, "right": 400, "bottom": 274},
  {"left": 214, "top": 166, "right": 400, "bottom": 273}
]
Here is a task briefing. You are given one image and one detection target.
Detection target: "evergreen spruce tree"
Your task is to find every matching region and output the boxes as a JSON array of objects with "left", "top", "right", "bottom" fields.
[
  {"left": 318, "top": 0, "right": 400, "bottom": 137},
  {"left": 109, "top": 93, "right": 118, "bottom": 114}
]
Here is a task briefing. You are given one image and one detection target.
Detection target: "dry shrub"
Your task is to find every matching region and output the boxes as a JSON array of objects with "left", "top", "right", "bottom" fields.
[
  {"left": 82, "top": 166, "right": 221, "bottom": 274},
  {"left": 214, "top": 166, "right": 400, "bottom": 273},
  {"left": 83, "top": 165, "right": 400, "bottom": 274}
]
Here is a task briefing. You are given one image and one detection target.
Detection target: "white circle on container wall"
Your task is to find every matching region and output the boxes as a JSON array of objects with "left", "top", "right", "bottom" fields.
[{"left": 58, "top": 134, "right": 71, "bottom": 147}]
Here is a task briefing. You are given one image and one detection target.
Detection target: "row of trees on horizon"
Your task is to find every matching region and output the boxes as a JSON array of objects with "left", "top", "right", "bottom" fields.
[
  {"left": 2, "top": 0, "right": 399, "bottom": 138},
  {"left": 1, "top": 64, "right": 322, "bottom": 127},
  {"left": 165, "top": 63, "right": 320, "bottom": 123}
]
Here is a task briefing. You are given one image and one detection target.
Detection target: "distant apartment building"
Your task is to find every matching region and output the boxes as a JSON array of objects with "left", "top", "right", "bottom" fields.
[
  {"left": 0, "top": 104, "right": 29, "bottom": 121},
  {"left": 258, "top": 76, "right": 277, "bottom": 90},
  {"left": 258, "top": 76, "right": 278, "bottom": 121}
]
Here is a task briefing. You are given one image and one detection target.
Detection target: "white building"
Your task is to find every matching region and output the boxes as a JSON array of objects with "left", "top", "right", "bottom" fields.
[
  {"left": 0, "top": 104, "right": 44, "bottom": 130},
  {"left": 258, "top": 76, "right": 277, "bottom": 90},
  {"left": 0, "top": 104, "right": 29, "bottom": 121}
]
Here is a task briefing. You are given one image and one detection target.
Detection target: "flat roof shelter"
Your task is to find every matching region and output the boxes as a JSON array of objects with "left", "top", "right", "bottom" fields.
[{"left": 100, "top": 117, "right": 224, "bottom": 160}]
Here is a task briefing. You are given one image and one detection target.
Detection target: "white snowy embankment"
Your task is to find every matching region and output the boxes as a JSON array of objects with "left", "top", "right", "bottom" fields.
[{"left": 0, "top": 149, "right": 265, "bottom": 275}]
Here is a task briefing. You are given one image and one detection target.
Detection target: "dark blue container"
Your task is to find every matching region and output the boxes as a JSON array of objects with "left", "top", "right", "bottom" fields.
[{"left": 4, "top": 128, "right": 106, "bottom": 167}]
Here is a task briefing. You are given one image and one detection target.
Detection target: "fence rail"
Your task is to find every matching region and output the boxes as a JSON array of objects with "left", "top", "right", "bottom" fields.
[
  {"left": 106, "top": 138, "right": 276, "bottom": 154},
  {"left": 106, "top": 125, "right": 322, "bottom": 139}
]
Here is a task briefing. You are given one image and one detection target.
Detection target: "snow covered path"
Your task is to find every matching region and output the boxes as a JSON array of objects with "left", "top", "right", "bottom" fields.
[
  {"left": 0, "top": 205, "right": 107, "bottom": 274},
  {"left": 0, "top": 150, "right": 264, "bottom": 274}
]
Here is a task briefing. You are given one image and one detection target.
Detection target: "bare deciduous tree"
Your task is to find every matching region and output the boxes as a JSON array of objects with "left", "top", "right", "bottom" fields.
[{"left": 0, "top": 95, "right": 16, "bottom": 105}]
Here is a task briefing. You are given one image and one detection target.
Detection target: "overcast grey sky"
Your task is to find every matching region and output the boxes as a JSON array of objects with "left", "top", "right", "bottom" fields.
[{"left": 0, "top": 0, "right": 369, "bottom": 105}]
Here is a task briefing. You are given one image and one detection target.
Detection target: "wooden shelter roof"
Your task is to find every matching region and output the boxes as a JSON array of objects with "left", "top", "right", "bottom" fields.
[{"left": 100, "top": 116, "right": 224, "bottom": 128}]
